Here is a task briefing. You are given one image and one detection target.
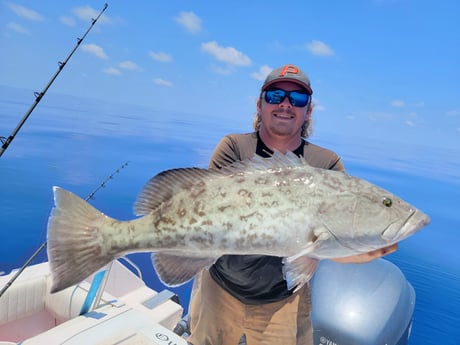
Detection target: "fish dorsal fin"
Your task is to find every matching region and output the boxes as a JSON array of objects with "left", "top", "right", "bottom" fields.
[
  {"left": 220, "top": 150, "right": 307, "bottom": 175},
  {"left": 134, "top": 151, "right": 306, "bottom": 216},
  {"left": 271, "top": 149, "right": 307, "bottom": 166},
  {"left": 134, "top": 168, "right": 213, "bottom": 216}
]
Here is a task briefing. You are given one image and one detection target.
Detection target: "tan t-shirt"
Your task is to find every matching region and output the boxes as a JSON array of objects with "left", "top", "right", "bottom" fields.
[
  {"left": 208, "top": 132, "right": 345, "bottom": 304},
  {"left": 209, "top": 132, "right": 344, "bottom": 171}
]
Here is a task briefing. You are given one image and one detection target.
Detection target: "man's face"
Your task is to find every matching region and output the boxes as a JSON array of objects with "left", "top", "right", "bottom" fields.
[{"left": 257, "top": 81, "right": 310, "bottom": 139}]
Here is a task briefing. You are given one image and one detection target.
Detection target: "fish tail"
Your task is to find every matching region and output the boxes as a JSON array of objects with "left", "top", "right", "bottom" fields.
[{"left": 47, "top": 187, "right": 116, "bottom": 293}]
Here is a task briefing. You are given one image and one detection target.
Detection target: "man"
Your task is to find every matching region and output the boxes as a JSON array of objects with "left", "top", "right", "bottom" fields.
[{"left": 187, "top": 64, "right": 397, "bottom": 345}]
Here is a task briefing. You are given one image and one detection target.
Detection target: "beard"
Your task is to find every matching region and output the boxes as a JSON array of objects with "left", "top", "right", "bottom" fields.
[{"left": 267, "top": 109, "right": 302, "bottom": 137}]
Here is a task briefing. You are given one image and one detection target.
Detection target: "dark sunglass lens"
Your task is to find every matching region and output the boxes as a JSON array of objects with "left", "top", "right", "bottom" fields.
[
  {"left": 289, "top": 91, "right": 309, "bottom": 107},
  {"left": 265, "top": 89, "right": 287, "bottom": 104},
  {"left": 264, "top": 89, "right": 309, "bottom": 107}
]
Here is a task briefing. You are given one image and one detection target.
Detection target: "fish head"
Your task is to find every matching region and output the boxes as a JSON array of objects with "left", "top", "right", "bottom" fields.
[
  {"left": 316, "top": 179, "right": 430, "bottom": 255},
  {"left": 377, "top": 195, "right": 430, "bottom": 243},
  {"left": 347, "top": 185, "right": 430, "bottom": 250}
]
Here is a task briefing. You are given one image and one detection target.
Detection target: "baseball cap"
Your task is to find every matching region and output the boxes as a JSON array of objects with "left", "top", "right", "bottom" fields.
[{"left": 261, "top": 64, "right": 313, "bottom": 95}]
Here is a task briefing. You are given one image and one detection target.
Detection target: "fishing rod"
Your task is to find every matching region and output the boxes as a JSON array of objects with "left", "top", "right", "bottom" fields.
[
  {"left": 0, "top": 3, "right": 109, "bottom": 158},
  {"left": 0, "top": 161, "right": 129, "bottom": 299}
]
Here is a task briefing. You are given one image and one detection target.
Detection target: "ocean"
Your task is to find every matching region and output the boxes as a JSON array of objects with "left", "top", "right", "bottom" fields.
[{"left": 1, "top": 85, "right": 459, "bottom": 344}]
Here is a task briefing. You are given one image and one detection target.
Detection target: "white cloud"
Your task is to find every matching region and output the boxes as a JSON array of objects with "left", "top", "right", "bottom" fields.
[
  {"left": 267, "top": 40, "right": 286, "bottom": 52},
  {"left": 251, "top": 65, "right": 272, "bottom": 81},
  {"left": 7, "top": 3, "right": 44, "bottom": 21},
  {"left": 149, "top": 51, "right": 172, "bottom": 62},
  {"left": 72, "top": 6, "right": 111, "bottom": 24},
  {"left": 59, "top": 16, "right": 76, "bottom": 27},
  {"left": 201, "top": 41, "right": 251, "bottom": 66},
  {"left": 7, "top": 22, "right": 30, "bottom": 35},
  {"left": 314, "top": 104, "right": 326, "bottom": 112},
  {"left": 391, "top": 100, "right": 405, "bottom": 107},
  {"left": 446, "top": 110, "right": 460, "bottom": 117},
  {"left": 119, "top": 60, "right": 140, "bottom": 71},
  {"left": 306, "top": 40, "right": 334, "bottom": 56},
  {"left": 153, "top": 78, "right": 173, "bottom": 87},
  {"left": 175, "top": 11, "right": 202, "bottom": 34},
  {"left": 82, "top": 43, "right": 108, "bottom": 59},
  {"left": 104, "top": 67, "right": 121, "bottom": 76},
  {"left": 210, "top": 65, "right": 233, "bottom": 75},
  {"left": 404, "top": 111, "right": 418, "bottom": 127},
  {"left": 391, "top": 100, "right": 426, "bottom": 108},
  {"left": 367, "top": 111, "right": 394, "bottom": 122}
]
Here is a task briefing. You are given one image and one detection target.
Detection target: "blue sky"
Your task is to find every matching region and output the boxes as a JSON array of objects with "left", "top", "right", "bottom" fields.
[{"left": 1, "top": 0, "right": 459, "bottom": 150}]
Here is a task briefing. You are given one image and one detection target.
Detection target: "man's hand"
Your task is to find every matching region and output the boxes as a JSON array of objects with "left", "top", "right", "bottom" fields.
[{"left": 331, "top": 244, "right": 398, "bottom": 264}]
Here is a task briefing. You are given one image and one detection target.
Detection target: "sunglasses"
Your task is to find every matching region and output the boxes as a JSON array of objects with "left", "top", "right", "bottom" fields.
[{"left": 263, "top": 88, "right": 311, "bottom": 107}]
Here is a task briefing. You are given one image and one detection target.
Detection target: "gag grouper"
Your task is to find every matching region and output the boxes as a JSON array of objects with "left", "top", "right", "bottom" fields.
[{"left": 47, "top": 151, "right": 430, "bottom": 293}]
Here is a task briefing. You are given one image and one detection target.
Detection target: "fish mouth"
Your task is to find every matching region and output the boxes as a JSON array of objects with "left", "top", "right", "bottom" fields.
[
  {"left": 401, "top": 209, "right": 430, "bottom": 234},
  {"left": 381, "top": 209, "right": 430, "bottom": 242}
]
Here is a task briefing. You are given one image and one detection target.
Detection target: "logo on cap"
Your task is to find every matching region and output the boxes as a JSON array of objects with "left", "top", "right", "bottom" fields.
[{"left": 279, "top": 64, "right": 300, "bottom": 77}]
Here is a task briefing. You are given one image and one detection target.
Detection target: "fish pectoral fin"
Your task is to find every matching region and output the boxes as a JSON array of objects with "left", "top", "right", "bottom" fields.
[
  {"left": 152, "top": 253, "right": 215, "bottom": 287},
  {"left": 282, "top": 255, "right": 319, "bottom": 293}
]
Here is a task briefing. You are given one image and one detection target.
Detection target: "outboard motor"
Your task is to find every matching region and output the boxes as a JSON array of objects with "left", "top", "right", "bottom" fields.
[{"left": 311, "top": 258, "right": 415, "bottom": 345}]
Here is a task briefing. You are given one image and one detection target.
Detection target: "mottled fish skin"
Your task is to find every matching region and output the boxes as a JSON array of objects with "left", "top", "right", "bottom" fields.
[{"left": 47, "top": 151, "right": 430, "bottom": 293}]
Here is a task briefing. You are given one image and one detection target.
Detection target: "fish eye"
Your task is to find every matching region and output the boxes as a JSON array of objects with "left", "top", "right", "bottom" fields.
[{"left": 382, "top": 197, "right": 393, "bottom": 207}]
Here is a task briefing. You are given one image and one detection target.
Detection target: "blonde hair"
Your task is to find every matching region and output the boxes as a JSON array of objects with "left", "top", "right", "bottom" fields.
[{"left": 253, "top": 102, "right": 314, "bottom": 138}]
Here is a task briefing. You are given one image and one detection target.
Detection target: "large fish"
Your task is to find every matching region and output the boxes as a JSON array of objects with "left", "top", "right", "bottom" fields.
[{"left": 47, "top": 151, "right": 430, "bottom": 293}]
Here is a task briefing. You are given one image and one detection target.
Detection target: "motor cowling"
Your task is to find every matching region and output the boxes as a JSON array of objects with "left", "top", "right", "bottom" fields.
[{"left": 311, "top": 258, "right": 415, "bottom": 345}]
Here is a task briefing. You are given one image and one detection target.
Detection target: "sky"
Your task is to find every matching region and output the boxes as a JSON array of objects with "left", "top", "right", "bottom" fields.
[{"left": 1, "top": 0, "right": 459, "bottom": 151}]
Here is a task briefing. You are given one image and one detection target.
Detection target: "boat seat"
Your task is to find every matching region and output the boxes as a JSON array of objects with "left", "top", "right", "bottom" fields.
[
  {"left": 0, "top": 263, "right": 92, "bottom": 341},
  {"left": 0, "top": 274, "right": 47, "bottom": 326}
]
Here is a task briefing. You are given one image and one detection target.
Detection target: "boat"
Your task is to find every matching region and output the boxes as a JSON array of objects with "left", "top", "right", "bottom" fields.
[
  {"left": 0, "top": 4, "right": 419, "bottom": 342},
  {"left": 0, "top": 259, "right": 188, "bottom": 345},
  {"left": 0, "top": 257, "right": 415, "bottom": 345}
]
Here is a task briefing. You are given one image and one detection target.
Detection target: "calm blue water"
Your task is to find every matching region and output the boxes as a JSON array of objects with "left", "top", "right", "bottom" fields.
[{"left": 1, "top": 85, "right": 459, "bottom": 344}]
